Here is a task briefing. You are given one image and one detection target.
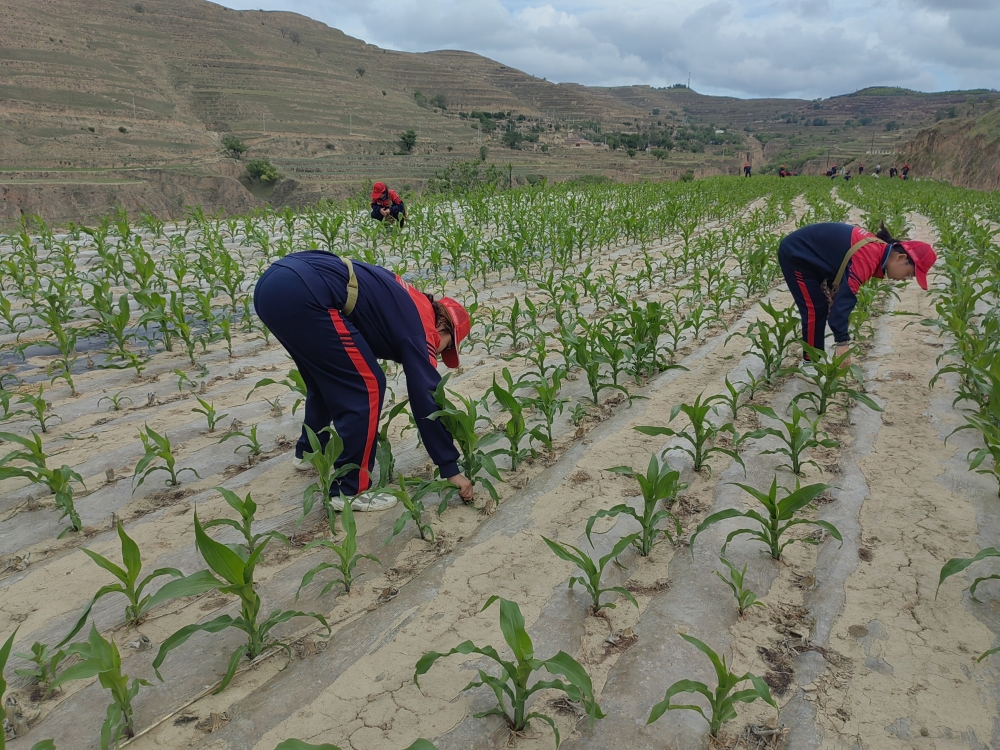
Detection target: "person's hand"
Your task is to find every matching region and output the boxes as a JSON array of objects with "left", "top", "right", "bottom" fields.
[
  {"left": 381, "top": 207, "right": 390, "bottom": 216},
  {"left": 835, "top": 344, "right": 852, "bottom": 366},
  {"left": 447, "top": 473, "right": 474, "bottom": 501}
]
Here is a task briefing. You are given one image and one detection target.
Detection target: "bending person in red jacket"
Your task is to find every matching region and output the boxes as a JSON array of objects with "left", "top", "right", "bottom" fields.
[
  {"left": 777, "top": 222, "right": 936, "bottom": 368},
  {"left": 253, "top": 251, "right": 473, "bottom": 511},
  {"left": 371, "top": 182, "right": 406, "bottom": 227}
]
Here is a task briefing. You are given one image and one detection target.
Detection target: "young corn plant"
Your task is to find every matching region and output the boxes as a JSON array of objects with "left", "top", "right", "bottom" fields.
[
  {"left": 635, "top": 393, "right": 745, "bottom": 474},
  {"left": 428, "top": 375, "right": 503, "bottom": 507},
  {"left": 0, "top": 431, "right": 83, "bottom": 535},
  {"left": 491, "top": 373, "right": 544, "bottom": 470},
  {"left": 17, "top": 386, "right": 60, "bottom": 433},
  {"left": 374, "top": 399, "right": 410, "bottom": 488},
  {"left": 192, "top": 397, "right": 228, "bottom": 432},
  {"left": 13, "top": 641, "right": 67, "bottom": 696},
  {"left": 714, "top": 557, "right": 765, "bottom": 616},
  {"left": 749, "top": 404, "right": 841, "bottom": 475},
  {"left": 221, "top": 423, "right": 265, "bottom": 458},
  {"left": 414, "top": 596, "right": 603, "bottom": 747},
  {"left": 297, "top": 500, "right": 380, "bottom": 598},
  {"left": 152, "top": 512, "right": 330, "bottom": 693},
  {"left": 247, "top": 369, "right": 307, "bottom": 415},
  {"left": 690, "top": 478, "right": 840, "bottom": 560},
  {"left": 50, "top": 625, "right": 150, "bottom": 750},
  {"left": 203, "top": 487, "right": 289, "bottom": 555},
  {"left": 524, "top": 366, "right": 569, "bottom": 450},
  {"left": 301, "top": 425, "right": 359, "bottom": 527},
  {"left": 646, "top": 633, "right": 777, "bottom": 737},
  {"left": 728, "top": 301, "right": 800, "bottom": 383},
  {"left": 793, "top": 344, "right": 883, "bottom": 416},
  {"left": 588, "top": 454, "right": 686, "bottom": 556},
  {"left": 133, "top": 424, "right": 201, "bottom": 491},
  {"left": 946, "top": 413, "right": 1000, "bottom": 498},
  {"left": 937, "top": 546, "right": 1000, "bottom": 636},
  {"left": 542, "top": 533, "right": 640, "bottom": 614},
  {"left": 97, "top": 392, "right": 133, "bottom": 412},
  {"left": 386, "top": 477, "right": 449, "bottom": 543},
  {"left": 59, "top": 519, "right": 220, "bottom": 646}
]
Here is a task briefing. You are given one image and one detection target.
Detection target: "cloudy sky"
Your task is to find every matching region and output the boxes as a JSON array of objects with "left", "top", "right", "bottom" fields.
[{"left": 217, "top": 0, "right": 1000, "bottom": 99}]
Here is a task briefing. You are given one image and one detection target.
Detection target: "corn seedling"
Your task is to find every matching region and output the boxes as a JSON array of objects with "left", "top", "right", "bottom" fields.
[
  {"left": 714, "top": 556, "right": 765, "bottom": 616},
  {"left": 97, "top": 392, "right": 133, "bottom": 412},
  {"left": 524, "top": 366, "right": 569, "bottom": 449},
  {"left": 152, "top": 512, "right": 330, "bottom": 693},
  {"left": 13, "top": 642, "right": 67, "bottom": 696},
  {"left": 946, "top": 412, "right": 1000, "bottom": 498},
  {"left": 646, "top": 633, "right": 777, "bottom": 737},
  {"left": 429, "top": 375, "right": 503, "bottom": 506},
  {"left": 192, "top": 397, "right": 227, "bottom": 432},
  {"left": 636, "top": 393, "right": 745, "bottom": 474},
  {"left": 59, "top": 519, "right": 220, "bottom": 645},
  {"left": 385, "top": 477, "right": 447, "bottom": 542},
  {"left": 203, "top": 486, "right": 289, "bottom": 556},
  {"left": 590, "top": 454, "right": 686, "bottom": 556},
  {"left": 0, "top": 431, "right": 83, "bottom": 535},
  {"left": 749, "top": 404, "right": 840, "bottom": 475},
  {"left": 729, "top": 301, "right": 799, "bottom": 383},
  {"left": 297, "top": 500, "right": 379, "bottom": 597},
  {"left": 937, "top": 548, "right": 1000, "bottom": 614},
  {"left": 543, "top": 533, "right": 640, "bottom": 613},
  {"left": 793, "top": 344, "right": 883, "bottom": 416},
  {"left": 133, "top": 424, "right": 201, "bottom": 491},
  {"left": 50, "top": 625, "right": 151, "bottom": 749},
  {"left": 17, "top": 386, "right": 60, "bottom": 433},
  {"left": 706, "top": 375, "right": 753, "bottom": 421},
  {"left": 374, "top": 399, "right": 410, "bottom": 488},
  {"left": 414, "top": 596, "right": 603, "bottom": 747},
  {"left": 172, "top": 368, "right": 199, "bottom": 392},
  {"left": 491, "top": 373, "right": 544, "bottom": 470},
  {"left": 302, "top": 425, "right": 359, "bottom": 527},
  {"left": 690, "top": 478, "right": 840, "bottom": 560},
  {"left": 247, "top": 368, "right": 307, "bottom": 415},
  {"left": 221, "top": 423, "right": 265, "bottom": 457}
]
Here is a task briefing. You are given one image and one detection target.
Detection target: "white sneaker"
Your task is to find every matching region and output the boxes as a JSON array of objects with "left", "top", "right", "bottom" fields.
[
  {"left": 796, "top": 362, "right": 818, "bottom": 380},
  {"left": 292, "top": 456, "right": 312, "bottom": 472},
  {"left": 331, "top": 492, "right": 398, "bottom": 512}
]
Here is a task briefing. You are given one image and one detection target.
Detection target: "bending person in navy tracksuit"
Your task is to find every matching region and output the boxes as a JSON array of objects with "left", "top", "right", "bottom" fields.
[
  {"left": 253, "top": 251, "right": 472, "bottom": 511},
  {"left": 777, "top": 222, "right": 936, "bottom": 368},
  {"left": 371, "top": 182, "right": 406, "bottom": 227}
]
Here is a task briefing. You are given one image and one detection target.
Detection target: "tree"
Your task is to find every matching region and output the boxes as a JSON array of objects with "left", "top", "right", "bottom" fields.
[
  {"left": 502, "top": 128, "right": 524, "bottom": 149},
  {"left": 430, "top": 94, "right": 447, "bottom": 110},
  {"left": 479, "top": 145, "right": 488, "bottom": 162},
  {"left": 356, "top": 67, "right": 365, "bottom": 77},
  {"left": 245, "top": 158, "right": 279, "bottom": 184},
  {"left": 399, "top": 130, "right": 417, "bottom": 154},
  {"left": 222, "top": 135, "right": 248, "bottom": 160}
]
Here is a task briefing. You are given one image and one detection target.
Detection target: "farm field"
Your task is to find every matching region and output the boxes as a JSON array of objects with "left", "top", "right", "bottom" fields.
[{"left": 1, "top": 175, "right": 999, "bottom": 750}]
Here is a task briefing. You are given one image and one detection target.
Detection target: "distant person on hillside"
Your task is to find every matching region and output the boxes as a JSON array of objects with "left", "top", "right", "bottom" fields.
[
  {"left": 253, "top": 251, "right": 473, "bottom": 511},
  {"left": 902, "top": 163, "right": 910, "bottom": 180},
  {"left": 827, "top": 165, "right": 838, "bottom": 178},
  {"left": 874, "top": 163, "right": 881, "bottom": 175},
  {"left": 370, "top": 182, "right": 406, "bottom": 227},
  {"left": 743, "top": 162, "right": 752, "bottom": 177},
  {"left": 779, "top": 166, "right": 787, "bottom": 177},
  {"left": 778, "top": 221, "right": 936, "bottom": 369},
  {"left": 844, "top": 169, "right": 852, "bottom": 181},
  {"left": 858, "top": 163, "right": 865, "bottom": 175},
  {"left": 889, "top": 166, "right": 898, "bottom": 179}
]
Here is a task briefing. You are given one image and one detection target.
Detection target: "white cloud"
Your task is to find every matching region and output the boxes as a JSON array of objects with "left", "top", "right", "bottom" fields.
[{"left": 217, "top": 0, "right": 1000, "bottom": 98}]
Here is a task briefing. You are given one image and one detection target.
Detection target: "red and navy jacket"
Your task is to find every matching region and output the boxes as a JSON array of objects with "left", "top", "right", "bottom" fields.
[
  {"left": 274, "top": 251, "right": 459, "bottom": 478},
  {"left": 372, "top": 189, "right": 404, "bottom": 211},
  {"left": 778, "top": 223, "right": 890, "bottom": 344}
]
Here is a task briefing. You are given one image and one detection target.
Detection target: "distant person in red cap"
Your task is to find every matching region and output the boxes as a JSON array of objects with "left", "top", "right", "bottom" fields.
[
  {"left": 778, "top": 221, "right": 936, "bottom": 368},
  {"left": 743, "top": 162, "right": 752, "bottom": 177},
  {"left": 370, "top": 182, "right": 406, "bottom": 227},
  {"left": 253, "top": 251, "right": 473, "bottom": 510}
]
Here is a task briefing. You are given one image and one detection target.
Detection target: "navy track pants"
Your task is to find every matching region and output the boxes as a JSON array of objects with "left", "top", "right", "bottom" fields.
[
  {"left": 253, "top": 265, "right": 385, "bottom": 496},
  {"left": 778, "top": 252, "right": 829, "bottom": 359}
]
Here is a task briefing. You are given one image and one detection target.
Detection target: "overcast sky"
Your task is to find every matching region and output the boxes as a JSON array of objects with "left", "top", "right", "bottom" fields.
[{"left": 217, "top": 0, "right": 1000, "bottom": 99}]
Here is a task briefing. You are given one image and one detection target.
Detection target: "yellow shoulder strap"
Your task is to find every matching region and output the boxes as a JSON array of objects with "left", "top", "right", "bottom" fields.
[
  {"left": 832, "top": 236, "right": 879, "bottom": 290},
  {"left": 342, "top": 257, "right": 359, "bottom": 315}
]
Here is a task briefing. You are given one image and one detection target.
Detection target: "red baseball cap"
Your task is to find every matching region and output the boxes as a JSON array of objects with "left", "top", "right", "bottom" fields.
[
  {"left": 370, "top": 182, "right": 387, "bottom": 200},
  {"left": 898, "top": 240, "right": 937, "bottom": 290},
  {"left": 437, "top": 297, "right": 470, "bottom": 369}
]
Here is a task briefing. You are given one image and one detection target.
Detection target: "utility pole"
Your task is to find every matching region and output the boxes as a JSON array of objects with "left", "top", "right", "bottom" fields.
[
  {"left": 263, "top": 113, "right": 266, "bottom": 136},
  {"left": 871, "top": 129, "right": 875, "bottom": 154},
  {"left": 350, "top": 114, "right": 352, "bottom": 135},
  {"left": 478, "top": 122, "right": 481, "bottom": 144},
  {"left": 688, "top": 72, "right": 691, "bottom": 89},
  {"left": 132, "top": 95, "right": 136, "bottom": 127}
]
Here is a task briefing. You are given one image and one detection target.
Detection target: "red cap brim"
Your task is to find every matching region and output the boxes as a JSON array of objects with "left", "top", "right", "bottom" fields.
[{"left": 442, "top": 345, "right": 459, "bottom": 369}]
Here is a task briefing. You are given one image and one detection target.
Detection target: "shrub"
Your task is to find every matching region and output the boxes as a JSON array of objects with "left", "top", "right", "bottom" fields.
[
  {"left": 222, "top": 134, "right": 248, "bottom": 159},
  {"left": 430, "top": 93, "right": 446, "bottom": 109},
  {"left": 398, "top": 129, "right": 417, "bottom": 154},
  {"left": 118, "top": 126, "right": 128, "bottom": 134},
  {"left": 479, "top": 145, "right": 488, "bottom": 162},
  {"left": 679, "top": 169, "right": 695, "bottom": 182},
  {"left": 885, "top": 120, "right": 900, "bottom": 131},
  {"left": 356, "top": 67, "right": 365, "bottom": 77},
  {"left": 246, "top": 158, "right": 279, "bottom": 183}
]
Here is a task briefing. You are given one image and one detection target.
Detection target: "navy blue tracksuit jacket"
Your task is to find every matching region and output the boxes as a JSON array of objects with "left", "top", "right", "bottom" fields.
[
  {"left": 253, "top": 251, "right": 459, "bottom": 495},
  {"left": 777, "top": 223, "right": 890, "bottom": 354}
]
